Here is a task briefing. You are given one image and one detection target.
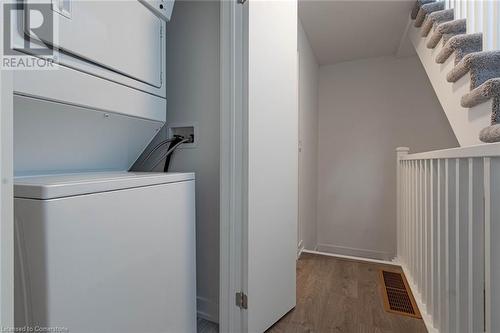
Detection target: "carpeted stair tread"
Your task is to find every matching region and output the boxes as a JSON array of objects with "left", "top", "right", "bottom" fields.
[
  {"left": 409, "top": 0, "right": 500, "bottom": 144},
  {"left": 442, "top": 32, "right": 460, "bottom": 45},
  {"left": 415, "top": 1, "right": 445, "bottom": 27},
  {"left": 480, "top": 122, "right": 500, "bottom": 143},
  {"left": 462, "top": 78, "right": 500, "bottom": 108},
  {"left": 411, "top": 0, "right": 436, "bottom": 19},
  {"left": 421, "top": 9, "right": 454, "bottom": 37},
  {"left": 470, "top": 79, "right": 500, "bottom": 143},
  {"left": 447, "top": 51, "right": 500, "bottom": 89},
  {"left": 427, "top": 18, "right": 466, "bottom": 49},
  {"left": 436, "top": 33, "right": 483, "bottom": 64}
]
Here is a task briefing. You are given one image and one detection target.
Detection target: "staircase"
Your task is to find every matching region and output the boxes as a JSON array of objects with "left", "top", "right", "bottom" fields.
[
  {"left": 406, "top": 0, "right": 500, "bottom": 146},
  {"left": 395, "top": 4, "right": 500, "bottom": 333}
]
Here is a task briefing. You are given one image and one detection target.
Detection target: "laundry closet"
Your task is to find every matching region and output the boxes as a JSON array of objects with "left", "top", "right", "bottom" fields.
[
  {"left": 11, "top": 0, "right": 221, "bottom": 332},
  {"left": 6, "top": 0, "right": 301, "bottom": 332}
]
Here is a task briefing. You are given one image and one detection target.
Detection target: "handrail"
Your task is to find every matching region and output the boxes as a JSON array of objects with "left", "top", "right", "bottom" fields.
[{"left": 398, "top": 142, "right": 500, "bottom": 160}]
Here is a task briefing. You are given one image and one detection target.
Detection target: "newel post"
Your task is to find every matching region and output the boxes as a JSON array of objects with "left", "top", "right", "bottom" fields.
[{"left": 396, "top": 147, "right": 410, "bottom": 260}]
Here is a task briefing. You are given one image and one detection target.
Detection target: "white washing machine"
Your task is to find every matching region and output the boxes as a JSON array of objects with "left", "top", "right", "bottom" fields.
[{"left": 14, "top": 172, "right": 196, "bottom": 333}]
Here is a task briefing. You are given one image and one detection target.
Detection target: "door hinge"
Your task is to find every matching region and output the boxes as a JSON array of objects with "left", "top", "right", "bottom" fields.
[{"left": 235, "top": 292, "right": 248, "bottom": 309}]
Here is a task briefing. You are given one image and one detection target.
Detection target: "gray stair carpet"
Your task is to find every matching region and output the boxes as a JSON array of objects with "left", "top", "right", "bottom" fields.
[
  {"left": 447, "top": 51, "right": 500, "bottom": 89},
  {"left": 415, "top": 1, "right": 445, "bottom": 27},
  {"left": 436, "top": 33, "right": 483, "bottom": 64},
  {"left": 427, "top": 18, "right": 466, "bottom": 49},
  {"left": 462, "top": 79, "right": 500, "bottom": 143},
  {"left": 411, "top": 0, "right": 436, "bottom": 19},
  {"left": 446, "top": 51, "right": 500, "bottom": 142},
  {"left": 421, "top": 9, "right": 454, "bottom": 37},
  {"left": 480, "top": 123, "right": 500, "bottom": 143},
  {"left": 410, "top": 0, "right": 500, "bottom": 143},
  {"left": 462, "top": 78, "right": 500, "bottom": 109}
]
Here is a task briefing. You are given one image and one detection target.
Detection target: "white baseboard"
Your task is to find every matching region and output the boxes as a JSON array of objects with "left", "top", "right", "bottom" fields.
[
  {"left": 397, "top": 258, "right": 439, "bottom": 333},
  {"left": 197, "top": 296, "right": 219, "bottom": 323},
  {"left": 316, "top": 243, "right": 395, "bottom": 262},
  {"left": 302, "top": 249, "right": 400, "bottom": 267}
]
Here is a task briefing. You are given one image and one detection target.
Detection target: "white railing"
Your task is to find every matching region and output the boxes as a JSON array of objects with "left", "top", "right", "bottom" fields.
[
  {"left": 445, "top": 0, "right": 500, "bottom": 50},
  {"left": 396, "top": 143, "right": 500, "bottom": 333}
]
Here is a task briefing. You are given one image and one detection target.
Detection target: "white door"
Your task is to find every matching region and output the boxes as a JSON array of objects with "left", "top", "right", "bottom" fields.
[{"left": 244, "top": 1, "right": 298, "bottom": 332}]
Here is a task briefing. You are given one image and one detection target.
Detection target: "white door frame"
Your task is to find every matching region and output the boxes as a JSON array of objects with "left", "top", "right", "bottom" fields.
[
  {"left": 0, "top": 0, "right": 14, "bottom": 325},
  {"left": 0, "top": 72, "right": 14, "bottom": 328},
  {"left": 219, "top": 0, "right": 247, "bottom": 332}
]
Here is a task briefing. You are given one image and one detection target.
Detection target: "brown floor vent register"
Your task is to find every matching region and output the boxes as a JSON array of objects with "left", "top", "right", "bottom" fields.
[{"left": 380, "top": 270, "right": 422, "bottom": 319}]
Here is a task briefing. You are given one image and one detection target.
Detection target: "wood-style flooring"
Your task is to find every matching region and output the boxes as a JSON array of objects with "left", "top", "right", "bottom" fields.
[{"left": 266, "top": 253, "right": 428, "bottom": 333}]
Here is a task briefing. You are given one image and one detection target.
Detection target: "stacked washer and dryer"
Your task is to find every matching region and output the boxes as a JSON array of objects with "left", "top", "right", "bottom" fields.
[{"left": 11, "top": 1, "right": 197, "bottom": 332}]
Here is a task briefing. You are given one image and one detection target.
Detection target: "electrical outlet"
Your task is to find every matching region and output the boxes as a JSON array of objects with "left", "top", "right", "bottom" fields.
[{"left": 167, "top": 124, "right": 197, "bottom": 148}]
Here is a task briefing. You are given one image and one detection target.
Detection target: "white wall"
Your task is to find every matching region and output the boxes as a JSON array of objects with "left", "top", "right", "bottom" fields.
[
  {"left": 163, "top": 0, "right": 220, "bottom": 322},
  {"left": 298, "top": 20, "right": 319, "bottom": 251},
  {"left": 317, "top": 56, "right": 459, "bottom": 260}
]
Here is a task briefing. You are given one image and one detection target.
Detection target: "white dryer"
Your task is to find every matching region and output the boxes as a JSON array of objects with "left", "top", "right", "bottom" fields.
[{"left": 14, "top": 172, "right": 196, "bottom": 333}]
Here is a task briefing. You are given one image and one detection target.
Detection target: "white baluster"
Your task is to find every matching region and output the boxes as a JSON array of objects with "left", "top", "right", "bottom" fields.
[
  {"left": 456, "top": 0, "right": 462, "bottom": 18},
  {"left": 445, "top": 158, "right": 457, "bottom": 333},
  {"left": 438, "top": 159, "right": 445, "bottom": 332},
  {"left": 413, "top": 161, "right": 416, "bottom": 288},
  {"left": 406, "top": 160, "right": 411, "bottom": 265},
  {"left": 405, "top": 162, "right": 408, "bottom": 267},
  {"left": 455, "top": 159, "right": 461, "bottom": 333},
  {"left": 421, "top": 160, "right": 425, "bottom": 299},
  {"left": 467, "top": 0, "right": 476, "bottom": 34},
  {"left": 485, "top": 157, "right": 500, "bottom": 333},
  {"left": 456, "top": 159, "right": 469, "bottom": 332},
  {"left": 484, "top": 157, "right": 491, "bottom": 333},
  {"left": 482, "top": 0, "right": 495, "bottom": 50},
  {"left": 423, "top": 159, "right": 428, "bottom": 309},
  {"left": 465, "top": 158, "right": 475, "bottom": 332},
  {"left": 412, "top": 160, "right": 416, "bottom": 286},
  {"left": 415, "top": 160, "right": 419, "bottom": 290},
  {"left": 430, "top": 159, "right": 437, "bottom": 327},
  {"left": 461, "top": 0, "right": 468, "bottom": 20},
  {"left": 468, "top": 158, "right": 485, "bottom": 333},
  {"left": 494, "top": 0, "right": 500, "bottom": 50},
  {"left": 418, "top": 160, "right": 423, "bottom": 292}
]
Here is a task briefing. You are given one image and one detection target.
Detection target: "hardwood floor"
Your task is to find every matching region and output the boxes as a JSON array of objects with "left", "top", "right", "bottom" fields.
[{"left": 266, "top": 253, "right": 428, "bottom": 333}]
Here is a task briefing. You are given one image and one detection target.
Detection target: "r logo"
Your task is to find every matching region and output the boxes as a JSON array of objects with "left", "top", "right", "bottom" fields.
[{"left": 3, "top": 2, "right": 54, "bottom": 56}]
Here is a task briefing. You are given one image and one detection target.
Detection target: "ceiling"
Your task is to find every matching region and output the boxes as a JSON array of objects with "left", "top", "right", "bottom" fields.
[{"left": 298, "top": 0, "right": 415, "bottom": 66}]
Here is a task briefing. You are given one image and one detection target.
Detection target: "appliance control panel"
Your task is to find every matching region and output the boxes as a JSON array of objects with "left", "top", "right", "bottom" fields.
[{"left": 139, "top": 0, "right": 175, "bottom": 22}]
